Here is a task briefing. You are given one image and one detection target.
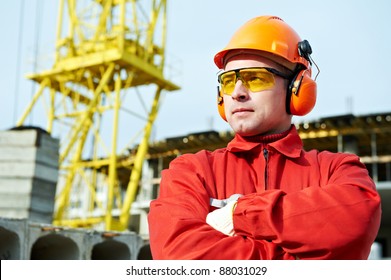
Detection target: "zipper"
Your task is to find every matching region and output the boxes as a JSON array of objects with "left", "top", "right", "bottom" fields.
[{"left": 263, "top": 148, "right": 269, "bottom": 190}]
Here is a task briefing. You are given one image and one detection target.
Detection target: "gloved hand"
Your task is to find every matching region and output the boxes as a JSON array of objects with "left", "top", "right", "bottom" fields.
[{"left": 206, "top": 200, "right": 237, "bottom": 236}]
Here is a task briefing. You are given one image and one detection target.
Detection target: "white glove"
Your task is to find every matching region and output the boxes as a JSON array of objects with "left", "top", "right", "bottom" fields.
[{"left": 206, "top": 200, "right": 237, "bottom": 236}]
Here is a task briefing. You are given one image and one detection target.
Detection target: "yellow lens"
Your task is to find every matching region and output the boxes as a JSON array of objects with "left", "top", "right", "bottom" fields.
[
  {"left": 218, "top": 68, "right": 277, "bottom": 95},
  {"left": 220, "top": 71, "right": 236, "bottom": 95},
  {"left": 240, "top": 69, "right": 275, "bottom": 92}
]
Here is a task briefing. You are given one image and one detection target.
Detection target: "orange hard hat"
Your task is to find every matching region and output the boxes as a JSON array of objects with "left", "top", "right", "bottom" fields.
[{"left": 214, "top": 15, "right": 309, "bottom": 70}]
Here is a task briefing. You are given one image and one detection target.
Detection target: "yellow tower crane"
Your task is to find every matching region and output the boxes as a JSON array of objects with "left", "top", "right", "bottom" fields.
[{"left": 16, "top": 0, "right": 179, "bottom": 231}]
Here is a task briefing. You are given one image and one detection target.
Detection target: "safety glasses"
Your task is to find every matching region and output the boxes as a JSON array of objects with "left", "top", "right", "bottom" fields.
[{"left": 217, "top": 67, "right": 291, "bottom": 95}]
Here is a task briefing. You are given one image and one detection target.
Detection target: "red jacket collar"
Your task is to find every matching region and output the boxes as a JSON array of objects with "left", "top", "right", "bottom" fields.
[{"left": 226, "top": 125, "right": 303, "bottom": 158}]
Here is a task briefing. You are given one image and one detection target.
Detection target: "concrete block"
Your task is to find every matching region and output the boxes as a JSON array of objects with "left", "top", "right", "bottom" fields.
[
  {"left": 0, "top": 161, "right": 58, "bottom": 183},
  {"left": 0, "top": 209, "right": 53, "bottom": 224},
  {"left": 84, "top": 229, "right": 143, "bottom": 260},
  {"left": 0, "top": 128, "right": 59, "bottom": 151},
  {"left": 0, "top": 146, "right": 59, "bottom": 167},
  {"left": 27, "top": 223, "right": 85, "bottom": 260},
  {"left": 0, "top": 218, "right": 28, "bottom": 260},
  {"left": 0, "top": 178, "right": 57, "bottom": 223},
  {"left": 0, "top": 177, "right": 56, "bottom": 197},
  {"left": 0, "top": 193, "right": 55, "bottom": 212}
]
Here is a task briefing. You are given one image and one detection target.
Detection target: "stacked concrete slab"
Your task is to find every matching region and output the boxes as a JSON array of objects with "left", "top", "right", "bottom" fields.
[
  {"left": 0, "top": 128, "right": 148, "bottom": 260},
  {"left": 0, "top": 127, "right": 59, "bottom": 223},
  {"left": 0, "top": 217, "right": 145, "bottom": 260}
]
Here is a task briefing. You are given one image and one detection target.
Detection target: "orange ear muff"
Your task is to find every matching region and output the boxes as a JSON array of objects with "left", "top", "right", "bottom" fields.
[
  {"left": 288, "top": 69, "right": 317, "bottom": 116},
  {"left": 217, "top": 86, "right": 227, "bottom": 121}
]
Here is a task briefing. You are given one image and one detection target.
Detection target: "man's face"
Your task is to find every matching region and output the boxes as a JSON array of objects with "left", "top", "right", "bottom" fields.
[{"left": 222, "top": 53, "right": 292, "bottom": 136}]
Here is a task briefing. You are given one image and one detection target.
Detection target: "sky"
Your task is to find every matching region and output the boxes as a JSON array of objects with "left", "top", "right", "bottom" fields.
[{"left": 1, "top": 0, "right": 390, "bottom": 146}]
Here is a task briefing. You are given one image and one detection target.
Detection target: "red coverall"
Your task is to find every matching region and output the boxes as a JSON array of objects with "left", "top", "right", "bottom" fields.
[{"left": 148, "top": 125, "right": 381, "bottom": 259}]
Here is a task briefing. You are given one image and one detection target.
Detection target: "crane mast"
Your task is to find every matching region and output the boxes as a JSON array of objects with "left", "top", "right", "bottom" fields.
[{"left": 17, "top": 0, "right": 179, "bottom": 231}]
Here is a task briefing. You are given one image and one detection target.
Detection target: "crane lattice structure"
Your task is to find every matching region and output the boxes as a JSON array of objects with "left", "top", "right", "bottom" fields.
[{"left": 16, "top": 0, "right": 179, "bottom": 231}]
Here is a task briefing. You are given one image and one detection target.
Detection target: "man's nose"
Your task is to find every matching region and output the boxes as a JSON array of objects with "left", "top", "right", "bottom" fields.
[{"left": 230, "top": 80, "right": 250, "bottom": 101}]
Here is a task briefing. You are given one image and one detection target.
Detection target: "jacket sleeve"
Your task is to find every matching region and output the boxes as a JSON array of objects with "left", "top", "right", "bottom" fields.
[
  {"left": 147, "top": 154, "right": 295, "bottom": 260},
  {"left": 233, "top": 152, "right": 382, "bottom": 259}
]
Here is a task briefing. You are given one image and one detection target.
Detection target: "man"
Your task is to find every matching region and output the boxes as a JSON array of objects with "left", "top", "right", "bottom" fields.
[{"left": 147, "top": 15, "right": 381, "bottom": 259}]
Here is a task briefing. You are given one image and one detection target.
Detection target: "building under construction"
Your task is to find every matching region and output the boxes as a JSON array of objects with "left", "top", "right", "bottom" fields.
[{"left": 0, "top": 0, "right": 390, "bottom": 260}]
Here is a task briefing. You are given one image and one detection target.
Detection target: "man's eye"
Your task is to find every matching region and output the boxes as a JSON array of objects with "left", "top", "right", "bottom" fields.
[
  {"left": 223, "top": 78, "right": 235, "bottom": 86},
  {"left": 249, "top": 76, "right": 265, "bottom": 83}
]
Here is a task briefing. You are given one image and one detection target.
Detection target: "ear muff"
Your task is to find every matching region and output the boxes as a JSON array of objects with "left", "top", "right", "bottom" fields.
[
  {"left": 286, "top": 39, "right": 317, "bottom": 116},
  {"left": 287, "top": 68, "right": 317, "bottom": 116},
  {"left": 217, "top": 86, "right": 227, "bottom": 121}
]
